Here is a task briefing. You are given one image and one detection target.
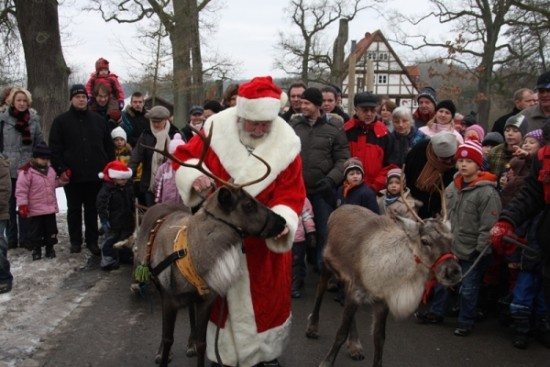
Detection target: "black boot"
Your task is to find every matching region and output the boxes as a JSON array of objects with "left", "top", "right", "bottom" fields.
[
  {"left": 32, "top": 247, "right": 42, "bottom": 261},
  {"left": 45, "top": 245, "right": 56, "bottom": 258},
  {"left": 511, "top": 311, "right": 531, "bottom": 349},
  {"left": 86, "top": 242, "right": 101, "bottom": 256},
  {"left": 535, "top": 316, "right": 550, "bottom": 348}
]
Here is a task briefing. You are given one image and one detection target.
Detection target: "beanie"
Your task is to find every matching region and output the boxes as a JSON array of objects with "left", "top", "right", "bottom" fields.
[
  {"left": 464, "top": 124, "right": 485, "bottom": 142},
  {"left": 524, "top": 129, "right": 544, "bottom": 146},
  {"left": 203, "top": 100, "right": 223, "bottom": 114},
  {"left": 462, "top": 111, "right": 477, "bottom": 127},
  {"left": 504, "top": 114, "right": 528, "bottom": 137},
  {"left": 236, "top": 76, "right": 286, "bottom": 121},
  {"left": 343, "top": 157, "right": 364, "bottom": 176},
  {"left": 456, "top": 140, "right": 484, "bottom": 167},
  {"left": 95, "top": 57, "right": 109, "bottom": 73},
  {"left": 435, "top": 100, "right": 457, "bottom": 118},
  {"left": 69, "top": 84, "right": 87, "bottom": 100},
  {"left": 32, "top": 141, "right": 51, "bottom": 159},
  {"left": 430, "top": 132, "right": 459, "bottom": 158},
  {"left": 387, "top": 168, "right": 403, "bottom": 181},
  {"left": 111, "top": 126, "right": 127, "bottom": 141},
  {"left": 168, "top": 133, "right": 185, "bottom": 154},
  {"left": 535, "top": 70, "right": 550, "bottom": 91},
  {"left": 301, "top": 87, "right": 323, "bottom": 107},
  {"left": 98, "top": 160, "right": 132, "bottom": 181},
  {"left": 417, "top": 87, "right": 437, "bottom": 105},
  {"left": 482, "top": 132, "right": 504, "bottom": 147},
  {"left": 189, "top": 105, "right": 204, "bottom": 115}
]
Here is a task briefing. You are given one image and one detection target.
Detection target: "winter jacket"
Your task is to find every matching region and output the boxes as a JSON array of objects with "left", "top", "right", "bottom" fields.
[
  {"left": 492, "top": 107, "right": 520, "bottom": 137},
  {"left": 0, "top": 109, "right": 44, "bottom": 177},
  {"left": 129, "top": 124, "right": 181, "bottom": 194},
  {"left": 96, "top": 181, "right": 134, "bottom": 231},
  {"left": 389, "top": 127, "right": 427, "bottom": 167},
  {"left": 487, "top": 143, "right": 514, "bottom": 183},
  {"left": 445, "top": 172, "right": 501, "bottom": 260},
  {"left": 15, "top": 163, "right": 66, "bottom": 217},
  {"left": 121, "top": 106, "right": 149, "bottom": 148},
  {"left": 85, "top": 72, "right": 125, "bottom": 103},
  {"left": 280, "top": 107, "right": 299, "bottom": 123},
  {"left": 0, "top": 154, "right": 10, "bottom": 220},
  {"left": 289, "top": 113, "right": 350, "bottom": 193},
  {"left": 294, "top": 197, "right": 315, "bottom": 242},
  {"left": 521, "top": 104, "right": 550, "bottom": 133},
  {"left": 344, "top": 117, "right": 396, "bottom": 192},
  {"left": 329, "top": 106, "right": 350, "bottom": 122},
  {"left": 377, "top": 187, "right": 421, "bottom": 220},
  {"left": 336, "top": 182, "right": 380, "bottom": 214},
  {"left": 89, "top": 99, "right": 120, "bottom": 132},
  {"left": 49, "top": 106, "right": 115, "bottom": 183},
  {"left": 154, "top": 161, "right": 183, "bottom": 205}
]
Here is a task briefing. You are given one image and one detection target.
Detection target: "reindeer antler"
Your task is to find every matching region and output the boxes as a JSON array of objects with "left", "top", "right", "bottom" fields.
[
  {"left": 436, "top": 174, "right": 449, "bottom": 223},
  {"left": 142, "top": 122, "right": 271, "bottom": 190},
  {"left": 401, "top": 165, "right": 425, "bottom": 224}
]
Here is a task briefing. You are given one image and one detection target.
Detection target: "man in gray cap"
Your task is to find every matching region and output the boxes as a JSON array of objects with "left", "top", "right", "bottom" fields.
[
  {"left": 414, "top": 86, "right": 438, "bottom": 128},
  {"left": 521, "top": 71, "right": 550, "bottom": 132},
  {"left": 405, "top": 132, "right": 459, "bottom": 218}
]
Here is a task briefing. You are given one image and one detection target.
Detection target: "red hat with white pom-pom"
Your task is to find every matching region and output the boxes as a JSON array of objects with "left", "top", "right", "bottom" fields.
[
  {"left": 98, "top": 160, "right": 132, "bottom": 181},
  {"left": 236, "top": 76, "right": 286, "bottom": 121}
]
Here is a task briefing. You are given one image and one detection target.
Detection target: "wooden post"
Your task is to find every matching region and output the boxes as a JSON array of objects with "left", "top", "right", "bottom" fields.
[
  {"left": 366, "top": 59, "right": 374, "bottom": 93},
  {"left": 347, "top": 40, "right": 357, "bottom": 115}
]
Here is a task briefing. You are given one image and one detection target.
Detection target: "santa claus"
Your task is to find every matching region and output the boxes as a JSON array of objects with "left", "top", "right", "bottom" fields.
[{"left": 173, "top": 76, "right": 305, "bottom": 367}]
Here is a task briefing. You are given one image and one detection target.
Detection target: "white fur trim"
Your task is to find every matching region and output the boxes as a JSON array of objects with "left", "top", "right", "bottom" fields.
[
  {"left": 204, "top": 245, "right": 243, "bottom": 295},
  {"left": 206, "top": 256, "right": 291, "bottom": 366},
  {"left": 236, "top": 95, "right": 281, "bottom": 122},
  {"left": 174, "top": 158, "right": 212, "bottom": 208},
  {"left": 108, "top": 168, "right": 132, "bottom": 180},
  {"left": 265, "top": 204, "right": 299, "bottom": 253}
]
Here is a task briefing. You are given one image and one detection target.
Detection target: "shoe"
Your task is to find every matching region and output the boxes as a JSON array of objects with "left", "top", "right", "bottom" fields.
[
  {"left": 0, "top": 282, "right": 12, "bottom": 294},
  {"left": 86, "top": 243, "right": 101, "bottom": 256},
  {"left": 415, "top": 311, "right": 444, "bottom": 324},
  {"left": 45, "top": 246, "right": 56, "bottom": 258},
  {"left": 70, "top": 244, "right": 82, "bottom": 253},
  {"left": 513, "top": 333, "right": 529, "bottom": 349},
  {"left": 102, "top": 263, "right": 120, "bottom": 271},
  {"left": 32, "top": 248, "right": 42, "bottom": 261},
  {"left": 453, "top": 326, "right": 472, "bottom": 337}
]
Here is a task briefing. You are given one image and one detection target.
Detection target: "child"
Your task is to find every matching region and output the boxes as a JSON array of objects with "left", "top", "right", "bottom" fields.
[
  {"left": 481, "top": 132, "right": 504, "bottom": 155},
  {"left": 487, "top": 114, "right": 527, "bottom": 181},
  {"left": 96, "top": 160, "right": 135, "bottom": 271},
  {"left": 15, "top": 142, "right": 68, "bottom": 260},
  {"left": 377, "top": 168, "right": 421, "bottom": 220},
  {"left": 464, "top": 124, "right": 485, "bottom": 143},
  {"left": 85, "top": 57, "right": 125, "bottom": 109},
  {"left": 291, "top": 197, "right": 316, "bottom": 299},
  {"left": 416, "top": 139, "right": 501, "bottom": 336},
  {"left": 154, "top": 133, "right": 186, "bottom": 205},
  {"left": 111, "top": 126, "right": 132, "bottom": 166},
  {"left": 336, "top": 157, "right": 379, "bottom": 213}
]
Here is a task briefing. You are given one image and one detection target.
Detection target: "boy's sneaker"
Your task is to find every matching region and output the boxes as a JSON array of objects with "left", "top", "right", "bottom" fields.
[
  {"left": 86, "top": 243, "right": 101, "bottom": 256},
  {"left": 414, "top": 311, "right": 444, "bottom": 324},
  {"left": 0, "top": 282, "right": 12, "bottom": 294},
  {"left": 45, "top": 246, "right": 56, "bottom": 258},
  {"left": 453, "top": 325, "right": 472, "bottom": 337},
  {"left": 513, "top": 333, "right": 529, "bottom": 349},
  {"left": 32, "top": 248, "right": 42, "bottom": 261}
]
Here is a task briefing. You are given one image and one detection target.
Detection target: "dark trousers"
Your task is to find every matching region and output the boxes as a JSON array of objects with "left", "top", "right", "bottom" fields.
[
  {"left": 64, "top": 181, "right": 102, "bottom": 248},
  {"left": 8, "top": 178, "right": 29, "bottom": 246},
  {"left": 101, "top": 228, "right": 134, "bottom": 268},
  {"left": 28, "top": 214, "right": 58, "bottom": 250},
  {"left": 0, "top": 220, "right": 12, "bottom": 285},
  {"left": 309, "top": 194, "right": 334, "bottom": 270},
  {"left": 292, "top": 241, "right": 307, "bottom": 283}
]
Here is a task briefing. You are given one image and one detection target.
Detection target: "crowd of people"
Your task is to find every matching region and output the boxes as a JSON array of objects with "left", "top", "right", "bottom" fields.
[{"left": 0, "top": 56, "right": 549, "bottom": 366}]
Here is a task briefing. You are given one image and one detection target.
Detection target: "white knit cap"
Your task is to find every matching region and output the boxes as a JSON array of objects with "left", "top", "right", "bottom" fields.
[
  {"left": 111, "top": 126, "right": 127, "bottom": 141},
  {"left": 168, "top": 133, "right": 185, "bottom": 154},
  {"left": 431, "top": 132, "right": 458, "bottom": 158}
]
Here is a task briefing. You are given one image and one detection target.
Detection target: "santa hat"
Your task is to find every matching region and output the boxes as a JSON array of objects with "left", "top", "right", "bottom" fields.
[
  {"left": 111, "top": 126, "right": 127, "bottom": 141},
  {"left": 236, "top": 76, "right": 286, "bottom": 121},
  {"left": 95, "top": 57, "right": 109, "bottom": 72},
  {"left": 168, "top": 133, "right": 185, "bottom": 154},
  {"left": 455, "top": 140, "right": 484, "bottom": 168},
  {"left": 98, "top": 160, "right": 132, "bottom": 181}
]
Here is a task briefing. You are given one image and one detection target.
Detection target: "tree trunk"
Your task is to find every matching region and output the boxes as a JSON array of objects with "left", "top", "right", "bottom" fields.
[
  {"left": 13, "top": 0, "right": 69, "bottom": 140},
  {"left": 171, "top": 0, "right": 192, "bottom": 128},
  {"left": 188, "top": 0, "right": 204, "bottom": 104},
  {"left": 302, "top": 38, "right": 311, "bottom": 82},
  {"left": 330, "top": 18, "right": 348, "bottom": 87}
]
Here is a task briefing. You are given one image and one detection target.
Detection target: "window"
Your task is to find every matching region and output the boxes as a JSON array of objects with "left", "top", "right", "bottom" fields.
[
  {"left": 377, "top": 74, "right": 388, "bottom": 84},
  {"left": 357, "top": 77, "right": 365, "bottom": 90}
]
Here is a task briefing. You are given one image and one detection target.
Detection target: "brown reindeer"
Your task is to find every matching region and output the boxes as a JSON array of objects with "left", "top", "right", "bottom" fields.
[
  {"left": 305, "top": 180, "right": 462, "bottom": 367},
  {"left": 133, "top": 125, "right": 286, "bottom": 367}
]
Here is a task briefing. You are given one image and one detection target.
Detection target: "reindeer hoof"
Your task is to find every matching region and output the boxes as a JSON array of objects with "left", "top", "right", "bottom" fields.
[
  {"left": 305, "top": 325, "right": 319, "bottom": 339},
  {"left": 319, "top": 361, "right": 333, "bottom": 367},
  {"left": 155, "top": 352, "right": 173, "bottom": 364},
  {"left": 346, "top": 342, "right": 365, "bottom": 361},
  {"left": 186, "top": 343, "right": 197, "bottom": 357}
]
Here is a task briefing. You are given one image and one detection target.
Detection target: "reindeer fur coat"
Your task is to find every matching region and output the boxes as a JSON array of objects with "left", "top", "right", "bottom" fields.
[{"left": 173, "top": 107, "right": 306, "bottom": 366}]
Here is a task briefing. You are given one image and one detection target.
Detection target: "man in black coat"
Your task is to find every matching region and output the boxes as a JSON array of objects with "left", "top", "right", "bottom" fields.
[
  {"left": 49, "top": 84, "right": 114, "bottom": 255},
  {"left": 120, "top": 91, "right": 148, "bottom": 148},
  {"left": 491, "top": 88, "right": 536, "bottom": 137}
]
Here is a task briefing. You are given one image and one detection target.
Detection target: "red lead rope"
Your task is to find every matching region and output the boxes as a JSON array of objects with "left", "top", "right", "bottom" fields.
[{"left": 415, "top": 252, "right": 458, "bottom": 304}]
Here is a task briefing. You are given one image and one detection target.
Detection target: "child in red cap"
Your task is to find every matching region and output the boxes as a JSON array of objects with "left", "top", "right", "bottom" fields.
[{"left": 85, "top": 57, "right": 125, "bottom": 109}]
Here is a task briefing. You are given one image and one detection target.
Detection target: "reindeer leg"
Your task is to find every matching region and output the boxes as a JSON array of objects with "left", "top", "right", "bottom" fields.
[
  {"left": 156, "top": 296, "right": 177, "bottom": 366},
  {"left": 186, "top": 303, "right": 198, "bottom": 357},
  {"left": 194, "top": 295, "right": 217, "bottom": 367},
  {"left": 306, "top": 266, "right": 331, "bottom": 339},
  {"left": 372, "top": 301, "right": 389, "bottom": 367},
  {"left": 346, "top": 315, "right": 365, "bottom": 361},
  {"left": 319, "top": 299, "right": 358, "bottom": 367}
]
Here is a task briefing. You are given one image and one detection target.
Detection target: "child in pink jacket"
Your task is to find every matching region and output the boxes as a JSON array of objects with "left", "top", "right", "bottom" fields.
[
  {"left": 16, "top": 142, "right": 68, "bottom": 260},
  {"left": 154, "top": 133, "right": 186, "bottom": 205}
]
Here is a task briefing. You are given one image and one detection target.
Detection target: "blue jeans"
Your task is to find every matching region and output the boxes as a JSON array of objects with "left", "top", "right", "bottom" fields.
[
  {"left": 430, "top": 256, "right": 490, "bottom": 328},
  {"left": 101, "top": 229, "right": 134, "bottom": 268},
  {"left": 308, "top": 194, "right": 334, "bottom": 270},
  {"left": 510, "top": 271, "right": 547, "bottom": 317},
  {"left": 0, "top": 220, "right": 13, "bottom": 285}
]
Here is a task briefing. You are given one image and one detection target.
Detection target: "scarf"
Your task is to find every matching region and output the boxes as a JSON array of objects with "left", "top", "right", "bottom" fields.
[
  {"left": 30, "top": 158, "right": 49, "bottom": 175},
  {"left": 149, "top": 121, "right": 171, "bottom": 191},
  {"left": 413, "top": 109, "right": 434, "bottom": 125},
  {"left": 9, "top": 107, "right": 32, "bottom": 145},
  {"left": 416, "top": 144, "right": 454, "bottom": 193},
  {"left": 384, "top": 193, "right": 400, "bottom": 207}
]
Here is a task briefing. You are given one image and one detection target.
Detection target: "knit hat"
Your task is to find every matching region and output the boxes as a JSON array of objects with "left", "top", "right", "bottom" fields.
[
  {"left": 462, "top": 112, "right": 477, "bottom": 127},
  {"left": 354, "top": 92, "right": 379, "bottom": 108},
  {"left": 236, "top": 76, "right": 286, "bottom": 121},
  {"left": 168, "top": 133, "right": 185, "bottom": 154},
  {"left": 456, "top": 140, "right": 484, "bottom": 167},
  {"left": 95, "top": 57, "right": 109, "bottom": 72},
  {"left": 301, "top": 87, "right": 323, "bottom": 107},
  {"left": 431, "top": 132, "right": 459, "bottom": 158},
  {"left": 98, "top": 160, "right": 132, "bottom": 181},
  {"left": 32, "top": 141, "right": 51, "bottom": 159},
  {"left": 417, "top": 87, "right": 437, "bottom": 105},
  {"left": 464, "top": 124, "right": 485, "bottom": 142},
  {"left": 145, "top": 105, "right": 171, "bottom": 121},
  {"left": 387, "top": 168, "right": 403, "bottom": 180},
  {"left": 535, "top": 71, "right": 550, "bottom": 90},
  {"left": 203, "top": 100, "right": 223, "bottom": 113},
  {"left": 189, "top": 105, "right": 204, "bottom": 115},
  {"left": 111, "top": 126, "right": 127, "bottom": 141},
  {"left": 524, "top": 129, "right": 544, "bottom": 145},
  {"left": 343, "top": 157, "right": 364, "bottom": 176},
  {"left": 504, "top": 114, "right": 528, "bottom": 137},
  {"left": 69, "top": 84, "right": 87, "bottom": 100},
  {"left": 482, "top": 132, "right": 504, "bottom": 147},
  {"left": 435, "top": 100, "right": 457, "bottom": 118}
]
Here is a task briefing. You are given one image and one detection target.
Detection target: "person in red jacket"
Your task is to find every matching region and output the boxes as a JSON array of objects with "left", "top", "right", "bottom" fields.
[
  {"left": 85, "top": 57, "right": 125, "bottom": 109},
  {"left": 344, "top": 92, "right": 396, "bottom": 192}
]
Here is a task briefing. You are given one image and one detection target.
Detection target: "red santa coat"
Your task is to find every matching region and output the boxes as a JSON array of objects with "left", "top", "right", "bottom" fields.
[{"left": 173, "top": 107, "right": 305, "bottom": 366}]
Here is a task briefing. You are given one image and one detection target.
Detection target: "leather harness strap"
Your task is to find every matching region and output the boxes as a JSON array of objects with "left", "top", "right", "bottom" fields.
[{"left": 172, "top": 226, "right": 210, "bottom": 295}]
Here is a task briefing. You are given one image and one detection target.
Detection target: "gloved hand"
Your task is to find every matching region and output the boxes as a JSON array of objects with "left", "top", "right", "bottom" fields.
[
  {"left": 101, "top": 220, "right": 111, "bottom": 232},
  {"left": 306, "top": 232, "right": 317, "bottom": 249},
  {"left": 60, "top": 169, "right": 72, "bottom": 181},
  {"left": 490, "top": 220, "right": 515, "bottom": 255},
  {"left": 18, "top": 205, "right": 29, "bottom": 218},
  {"left": 314, "top": 177, "right": 335, "bottom": 197}
]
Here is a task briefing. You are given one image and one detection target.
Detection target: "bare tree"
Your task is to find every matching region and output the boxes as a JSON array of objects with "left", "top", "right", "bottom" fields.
[{"left": 274, "top": 0, "right": 377, "bottom": 83}]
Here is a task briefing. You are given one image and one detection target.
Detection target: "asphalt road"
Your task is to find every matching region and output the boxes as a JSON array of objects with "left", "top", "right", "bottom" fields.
[{"left": 28, "top": 264, "right": 548, "bottom": 367}]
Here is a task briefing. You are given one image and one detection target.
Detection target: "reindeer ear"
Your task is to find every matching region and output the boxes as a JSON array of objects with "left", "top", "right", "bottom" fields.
[
  {"left": 217, "top": 187, "right": 234, "bottom": 212},
  {"left": 394, "top": 216, "right": 420, "bottom": 238}
]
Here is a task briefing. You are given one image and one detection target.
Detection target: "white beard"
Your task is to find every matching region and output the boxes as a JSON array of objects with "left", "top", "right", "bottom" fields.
[{"left": 237, "top": 119, "right": 270, "bottom": 150}]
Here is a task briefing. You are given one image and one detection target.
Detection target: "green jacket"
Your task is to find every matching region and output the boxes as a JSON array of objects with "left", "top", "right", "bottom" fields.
[{"left": 445, "top": 172, "right": 501, "bottom": 260}]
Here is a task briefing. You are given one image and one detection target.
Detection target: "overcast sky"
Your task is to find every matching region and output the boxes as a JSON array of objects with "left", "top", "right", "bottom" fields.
[{"left": 58, "top": 0, "right": 445, "bottom": 83}]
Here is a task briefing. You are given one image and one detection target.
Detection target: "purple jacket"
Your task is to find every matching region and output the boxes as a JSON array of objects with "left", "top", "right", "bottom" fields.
[
  {"left": 294, "top": 197, "right": 316, "bottom": 242},
  {"left": 154, "top": 161, "right": 183, "bottom": 205},
  {"left": 16, "top": 163, "right": 66, "bottom": 217}
]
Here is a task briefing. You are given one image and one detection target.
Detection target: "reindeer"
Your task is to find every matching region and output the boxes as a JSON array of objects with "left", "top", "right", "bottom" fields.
[
  {"left": 305, "top": 179, "right": 462, "bottom": 367},
  {"left": 132, "top": 125, "right": 286, "bottom": 367}
]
